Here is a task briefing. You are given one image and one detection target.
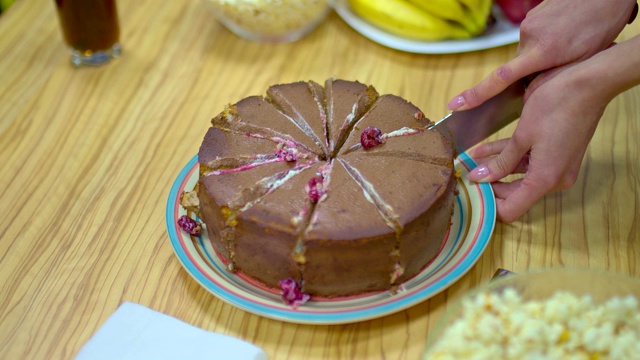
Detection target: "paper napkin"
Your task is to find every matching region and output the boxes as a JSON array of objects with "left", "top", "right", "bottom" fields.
[{"left": 75, "top": 302, "right": 267, "bottom": 360}]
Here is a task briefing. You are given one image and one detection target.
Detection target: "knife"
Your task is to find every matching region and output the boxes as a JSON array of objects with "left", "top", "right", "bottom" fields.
[{"left": 429, "top": 79, "right": 526, "bottom": 154}]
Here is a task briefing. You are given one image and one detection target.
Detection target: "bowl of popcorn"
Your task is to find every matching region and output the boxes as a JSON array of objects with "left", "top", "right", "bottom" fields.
[
  {"left": 205, "top": 0, "right": 331, "bottom": 42},
  {"left": 424, "top": 268, "right": 640, "bottom": 359}
]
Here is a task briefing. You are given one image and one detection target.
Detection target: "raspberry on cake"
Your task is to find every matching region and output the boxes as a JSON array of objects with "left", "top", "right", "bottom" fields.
[{"left": 195, "top": 78, "right": 456, "bottom": 298}]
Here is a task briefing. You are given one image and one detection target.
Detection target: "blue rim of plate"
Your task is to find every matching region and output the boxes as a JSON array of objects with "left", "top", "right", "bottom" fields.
[
  {"left": 166, "top": 152, "right": 495, "bottom": 324},
  {"left": 332, "top": 0, "right": 520, "bottom": 54}
]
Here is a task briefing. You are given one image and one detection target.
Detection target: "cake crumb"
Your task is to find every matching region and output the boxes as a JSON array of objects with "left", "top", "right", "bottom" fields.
[
  {"left": 221, "top": 206, "right": 238, "bottom": 227},
  {"left": 390, "top": 262, "right": 405, "bottom": 283},
  {"left": 180, "top": 188, "right": 201, "bottom": 216},
  {"left": 220, "top": 104, "right": 239, "bottom": 122}
]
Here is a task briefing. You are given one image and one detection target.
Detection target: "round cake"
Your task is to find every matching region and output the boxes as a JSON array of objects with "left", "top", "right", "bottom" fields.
[{"left": 195, "top": 78, "right": 456, "bottom": 298}]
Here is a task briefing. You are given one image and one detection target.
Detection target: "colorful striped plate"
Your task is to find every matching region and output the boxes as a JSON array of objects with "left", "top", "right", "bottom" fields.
[{"left": 166, "top": 152, "right": 495, "bottom": 324}]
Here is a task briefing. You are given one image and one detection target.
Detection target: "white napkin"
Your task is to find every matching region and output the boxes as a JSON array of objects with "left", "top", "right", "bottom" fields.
[{"left": 75, "top": 302, "right": 267, "bottom": 360}]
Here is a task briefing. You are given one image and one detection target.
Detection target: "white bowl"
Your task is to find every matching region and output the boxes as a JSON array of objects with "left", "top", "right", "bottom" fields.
[{"left": 205, "top": 0, "right": 331, "bottom": 42}]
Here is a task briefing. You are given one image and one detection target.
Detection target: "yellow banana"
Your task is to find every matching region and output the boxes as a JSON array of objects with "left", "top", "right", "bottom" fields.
[
  {"left": 348, "top": 0, "right": 473, "bottom": 41},
  {"left": 457, "top": 0, "right": 493, "bottom": 30},
  {"left": 403, "top": 0, "right": 483, "bottom": 35},
  {"left": 456, "top": 0, "right": 488, "bottom": 13}
]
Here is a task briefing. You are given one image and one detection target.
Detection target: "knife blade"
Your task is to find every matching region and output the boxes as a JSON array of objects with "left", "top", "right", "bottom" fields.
[{"left": 429, "top": 79, "right": 526, "bottom": 154}]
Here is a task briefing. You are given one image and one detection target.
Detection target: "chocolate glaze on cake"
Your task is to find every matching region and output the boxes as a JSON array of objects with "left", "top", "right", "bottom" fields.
[{"left": 197, "top": 78, "right": 456, "bottom": 297}]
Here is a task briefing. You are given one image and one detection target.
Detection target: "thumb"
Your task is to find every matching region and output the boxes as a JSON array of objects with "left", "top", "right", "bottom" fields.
[{"left": 468, "top": 140, "right": 529, "bottom": 183}]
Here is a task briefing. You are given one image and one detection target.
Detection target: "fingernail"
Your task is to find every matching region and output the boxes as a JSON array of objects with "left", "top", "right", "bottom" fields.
[
  {"left": 447, "top": 96, "right": 465, "bottom": 111},
  {"left": 469, "top": 165, "right": 491, "bottom": 182}
]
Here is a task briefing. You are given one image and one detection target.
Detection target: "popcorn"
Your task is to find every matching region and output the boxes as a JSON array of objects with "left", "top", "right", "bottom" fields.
[
  {"left": 425, "top": 288, "right": 640, "bottom": 359},
  {"left": 207, "top": 0, "right": 329, "bottom": 39}
]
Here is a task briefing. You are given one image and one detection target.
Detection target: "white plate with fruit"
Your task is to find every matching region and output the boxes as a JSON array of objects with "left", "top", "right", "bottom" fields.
[{"left": 333, "top": 0, "right": 522, "bottom": 54}]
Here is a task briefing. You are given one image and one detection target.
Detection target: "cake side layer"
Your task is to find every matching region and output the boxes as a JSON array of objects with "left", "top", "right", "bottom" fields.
[
  {"left": 301, "top": 159, "right": 397, "bottom": 295},
  {"left": 301, "top": 177, "right": 456, "bottom": 296},
  {"left": 230, "top": 162, "right": 328, "bottom": 288},
  {"left": 337, "top": 129, "right": 455, "bottom": 286},
  {"left": 299, "top": 125, "right": 457, "bottom": 295},
  {"left": 304, "top": 159, "right": 393, "bottom": 241},
  {"left": 198, "top": 125, "right": 320, "bottom": 271},
  {"left": 197, "top": 180, "right": 232, "bottom": 261},
  {"left": 301, "top": 232, "right": 396, "bottom": 296},
  {"left": 197, "top": 179, "right": 301, "bottom": 283},
  {"left": 396, "top": 173, "right": 457, "bottom": 284}
]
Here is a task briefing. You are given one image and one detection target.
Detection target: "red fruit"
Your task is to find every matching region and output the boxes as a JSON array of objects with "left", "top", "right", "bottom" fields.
[
  {"left": 278, "top": 278, "right": 310, "bottom": 308},
  {"left": 275, "top": 145, "right": 297, "bottom": 162},
  {"left": 178, "top": 215, "right": 202, "bottom": 236},
  {"left": 306, "top": 176, "right": 325, "bottom": 203},
  {"left": 496, "top": 0, "right": 544, "bottom": 24},
  {"left": 360, "top": 126, "right": 384, "bottom": 150}
]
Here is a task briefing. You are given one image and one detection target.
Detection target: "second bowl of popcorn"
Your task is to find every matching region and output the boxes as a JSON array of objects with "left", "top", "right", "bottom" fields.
[
  {"left": 424, "top": 268, "right": 640, "bottom": 359},
  {"left": 205, "top": 0, "right": 331, "bottom": 42}
]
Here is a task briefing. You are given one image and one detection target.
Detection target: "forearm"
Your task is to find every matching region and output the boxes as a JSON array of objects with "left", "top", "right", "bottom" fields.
[{"left": 579, "top": 34, "right": 640, "bottom": 102}]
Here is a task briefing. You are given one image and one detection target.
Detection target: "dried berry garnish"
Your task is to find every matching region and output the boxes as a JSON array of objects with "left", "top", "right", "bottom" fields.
[
  {"left": 306, "top": 176, "right": 325, "bottom": 203},
  {"left": 278, "top": 278, "right": 310, "bottom": 308},
  {"left": 177, "top": 215, "right": 202, "bottom": 236},
  {"left": 360, "top": 126, "right": 384, "bottom": 150},
  {"left": 275, "top": 143, "right": 297, "bottom": 162}
]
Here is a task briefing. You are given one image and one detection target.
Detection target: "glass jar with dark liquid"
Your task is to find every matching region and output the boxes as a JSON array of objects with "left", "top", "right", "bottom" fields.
[{"left": 54, "top": 0, "right": 121, "bottom": 66}]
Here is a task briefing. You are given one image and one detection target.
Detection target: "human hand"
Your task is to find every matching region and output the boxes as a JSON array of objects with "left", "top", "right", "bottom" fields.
[
  {"left": 448, "top": 0, "right": 638, "bottom": 111},
  {"left": 465, "top": 62, "right": 611, "bottom": 222}
]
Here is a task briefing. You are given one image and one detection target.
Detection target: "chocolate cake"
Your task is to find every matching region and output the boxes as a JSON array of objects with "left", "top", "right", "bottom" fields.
[{"left": 196, "top": 78, "right": 456, "bottom": 298}]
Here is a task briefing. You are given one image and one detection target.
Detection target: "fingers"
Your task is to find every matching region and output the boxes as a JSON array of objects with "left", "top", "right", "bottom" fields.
[
  {"left": 448, "top": 50, "right": 548, "bottom": 111},
  {"left": 491, "top": 179, "right": 548, "bottom": 223},
  {"left": 470, "top": 140, "right": 530, "bottom": 175},
  {"left": 468, "top": 139, "right": 509, "bottom": 159},
  {"left": 447, "top": 67, "right": 513, "bottom": 111},
  {"left": 467, "top": 138, "right": 530, "bottom": 183},
  {"left": 473, "top": 154, "right": 531, "bottom": 175},
  {"left": 491, "top": 180, "right": 522, "bottom": 200},
  {"left": 523, "top": 65, "right": 570, "bottom": 101}
]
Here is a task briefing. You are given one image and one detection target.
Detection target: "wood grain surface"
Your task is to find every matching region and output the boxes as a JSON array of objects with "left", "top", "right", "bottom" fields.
[{"left": 0, "top": 0, "right": 638, "bottom": 359}]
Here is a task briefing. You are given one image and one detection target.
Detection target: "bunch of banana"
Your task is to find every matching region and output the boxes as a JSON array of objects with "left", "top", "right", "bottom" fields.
[
  {"left": 0, "top": 0, "right": 15, "bottom": 13},
  {"left": 348, "top": 0, "right": 493, "bottom": 41}
]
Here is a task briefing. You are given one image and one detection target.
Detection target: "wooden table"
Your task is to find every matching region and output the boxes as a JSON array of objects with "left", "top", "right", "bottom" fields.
[{"left": 1, "top": 1, "right": 638, "bottom": 358}]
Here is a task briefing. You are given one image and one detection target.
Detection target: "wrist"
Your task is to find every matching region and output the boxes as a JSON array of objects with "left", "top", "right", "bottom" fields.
[{"left": 578, "top": 35, "right": 640, "bottom": 102}]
